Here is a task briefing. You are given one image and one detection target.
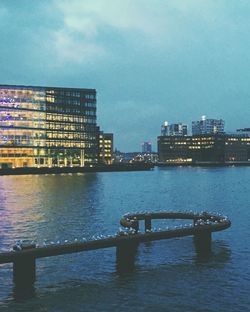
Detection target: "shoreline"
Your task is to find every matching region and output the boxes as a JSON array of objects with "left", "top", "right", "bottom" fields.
[
  {"left": 1, "top": 161, "right": 249, "bottom": 175},
  {"left": 157, "top": 161, "right": 250, "bottom": 167},
  {"left": 0, "top": 163, "right": 154, "bottom": 176}
]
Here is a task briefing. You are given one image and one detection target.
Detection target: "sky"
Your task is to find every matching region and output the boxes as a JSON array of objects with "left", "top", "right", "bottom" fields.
[{"left": 0, "top": 0, "right": 249, "bottom": 151}]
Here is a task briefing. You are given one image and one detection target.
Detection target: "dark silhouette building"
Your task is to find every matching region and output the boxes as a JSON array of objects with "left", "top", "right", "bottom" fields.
[{"left": 158, "top": 134, "right": 250, "bottom": 164}]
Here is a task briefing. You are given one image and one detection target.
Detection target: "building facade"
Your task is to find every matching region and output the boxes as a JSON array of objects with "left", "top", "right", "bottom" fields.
[
  {"left": 0, "top": 84, "right": 99, "bottom": 168},
  {"left": 225, "top": 135, "right": 250, "bottom": 162},
  {"left": 99, "top": 132, "right": 113, "bottom": 165},
  {"left": 237, "top": 128, "right": 250, "bottom": 135},
  {"left": 169, "top": 123, "right": 188, "bottom": 136},
  {"left": 192, "top": 116, "right": 225, "bottom": 135},
  {"left": 161, "top": 121, "right": 188, "bottom": 136},
  {"left": 142, "top": 141, "right": 152, "bottom": 153},
  {"left": 158, "top": 134, "right": 250, "bottom": 164}
]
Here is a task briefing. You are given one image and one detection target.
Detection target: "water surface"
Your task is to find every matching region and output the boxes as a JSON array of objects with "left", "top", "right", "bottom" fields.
[{"left": 0, "top": 167, "right": 249, "bottom": 311}]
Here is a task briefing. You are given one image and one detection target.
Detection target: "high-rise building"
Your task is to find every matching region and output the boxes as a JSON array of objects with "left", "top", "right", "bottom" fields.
[
  {"left": 192, "top": 116, "right": 225, "bottom": 135},
  {"left": 169, "top": 123, "right": 188, "bottom": 136},
  {"left": 142, "top": 141, "right": 152, "bottom": 153},
  {"left": 161, "top": 121, "right": 187, "bottom": 136},
  {"left": 0, "top": 84, "right": 99, "bottom": 168},
  {"left": 161, "top": 121, "right": 169, "bottom": 136}
]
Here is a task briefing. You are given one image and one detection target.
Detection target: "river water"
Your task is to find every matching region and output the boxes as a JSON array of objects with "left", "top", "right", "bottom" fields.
[{"left": 0, "top": 167, "right": 249, "bottom": 311}]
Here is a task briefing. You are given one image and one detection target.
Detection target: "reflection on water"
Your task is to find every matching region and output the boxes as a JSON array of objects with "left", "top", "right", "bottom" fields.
[
  {"left": 194, "top": 240, "right": 232, "bottom": 265},
  {"left": 0, "top": 167, "right": 250, "bottom": 311},
  {"left": 0, "top": 174, "right": 100, "bottom": 249}
]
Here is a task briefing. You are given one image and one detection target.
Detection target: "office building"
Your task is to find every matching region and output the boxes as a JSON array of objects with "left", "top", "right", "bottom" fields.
[
  {"left": 192, "top": 116, "right": 225, "bottom": 135},
  {"left": 158, "top": 133, "right": 250, "bottom": 164},
  {"left": 142, "top": 141, "right": 152, "bottom": 153},
  {"left": 161, "top": 121, "right": 187, "bottom": 136},
  {"left": 0, "top": 84, "right": 99, "bottom": 168},
  {"left": 169, "top": 123, "right": 188, "bottom": 136},
  {"left": 99, "top": 132, "right": 113, "bottom": 165},
  {"left": 161, "top": 121, "right": 169, "bottom": 136},
  {"left": 237, "top": 128, "right": 250, "bottom": 135},
  {"left": 225, "top": 135, "right": 250, "bottom": 162}
]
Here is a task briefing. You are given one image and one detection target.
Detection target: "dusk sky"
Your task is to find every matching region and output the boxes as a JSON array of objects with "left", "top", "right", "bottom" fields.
[{"left": 0, "top": 0, "right": 249, "bottom": 151}]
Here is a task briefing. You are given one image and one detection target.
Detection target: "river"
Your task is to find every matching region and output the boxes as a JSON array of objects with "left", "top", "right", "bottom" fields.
[{"left": 0, "top": 167, "right": 249, "bottom": 311}]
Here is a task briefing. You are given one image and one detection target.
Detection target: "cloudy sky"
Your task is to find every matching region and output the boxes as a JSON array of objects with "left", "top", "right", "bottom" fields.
[{"left": 0, "top": 0, "right": 249, "bottom": 151}]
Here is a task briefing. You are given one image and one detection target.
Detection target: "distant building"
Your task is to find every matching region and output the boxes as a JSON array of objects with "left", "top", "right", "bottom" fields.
[
  {"left": 237, "top": 128, "right": 250, "bottom": 135},
  {"left": 158, "top": 135, "right": 224, "bottom": 164},
  {"left": 0, "top": 84, "right": 98, "bottom": 168},
  {"left": 161, "top": 121, "right": 170, "bottom": 136},
  {"left": 225, "top": 135, "right": 250, "bottom": 162},
  {"left": 142, "top": 141, "right": 152, "bottom": 153},
  {"left": 113, "top": 150, "right": 158, "bottom": 163},
  {"left": 134, "top": 153, "right": 158, "bottom": 163},
  {"left": 157, "top": 133, "right": 250, "bottom": 164},
  {"left": 113, "top": 151, "right": 139, "bottom": 163},
  {"left": 99, "top": 132, "right": 113, "bottom": 164},
  {"left": 192, "top": 116, "right": 225, "bottom": 135},
  {"left": 161, "top": 121, "right": 187, "bottom": 136},
  {"left": 169, "top": 123, "right": 188, "bottom": 136}
]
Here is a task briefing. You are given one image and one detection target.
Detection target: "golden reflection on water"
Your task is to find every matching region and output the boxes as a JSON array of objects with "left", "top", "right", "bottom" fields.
[{"left": 0, "top": 173, "right": 98, "bottom": 247}]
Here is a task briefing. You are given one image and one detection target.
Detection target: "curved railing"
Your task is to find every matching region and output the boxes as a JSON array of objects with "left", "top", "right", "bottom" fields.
[
  {"left": 0, "top": 211, "right": 231, "bottom": 264},
  {"left": 120, "top": 211, "right": 231, "bottom": 236},
  {"left": 0, "top": 210, "right": 231, "bottom": 291}
]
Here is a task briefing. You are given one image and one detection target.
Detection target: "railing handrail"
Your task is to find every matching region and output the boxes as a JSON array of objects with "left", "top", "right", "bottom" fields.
[{"left": 0, "top": 211, "right": 230, "bottom": 265}]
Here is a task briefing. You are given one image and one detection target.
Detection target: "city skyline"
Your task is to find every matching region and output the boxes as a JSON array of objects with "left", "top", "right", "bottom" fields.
[{"left": 0, "top": 0, "right": 250, "bottom": 151}]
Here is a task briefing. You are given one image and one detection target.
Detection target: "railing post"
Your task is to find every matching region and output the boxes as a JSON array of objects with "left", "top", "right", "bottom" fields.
[
  {"left": 13, "top": 242, "right": 36, "bottom": 292},
  {"left": 193, "top": 217, "right": 198, "bottom": 227},
  {"left": 116, "top": 239, "right": 138, "bottom": 273},
  {"left": 131, "top": 219, "right": 139, "bottom": 233},
  {"left": 145, "top": 217, "right": 151, "bottom": 232},
  {"left": 194, "top": 231, "right": 212, "bottom": 256}
]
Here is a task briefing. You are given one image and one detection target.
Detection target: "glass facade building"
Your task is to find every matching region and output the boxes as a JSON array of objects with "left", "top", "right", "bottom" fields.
[
  {"left": 161, "top": 121, "right": 188, "bottom": 136},
  {"left": 0, "top": 84, "right": 98, "bottom": 168},
  {"left": 192, "top": 116, "right": 225, "bottom": 135}
]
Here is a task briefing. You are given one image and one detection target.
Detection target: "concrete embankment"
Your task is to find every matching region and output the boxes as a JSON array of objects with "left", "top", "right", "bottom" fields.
[{"left": 0, "top": 163, "right": 154, "bottom": 176}]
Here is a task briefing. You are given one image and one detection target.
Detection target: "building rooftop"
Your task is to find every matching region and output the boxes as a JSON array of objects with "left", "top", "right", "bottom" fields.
[{"left": 0, "top": 84, "right": 96, "bottom": 92}]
